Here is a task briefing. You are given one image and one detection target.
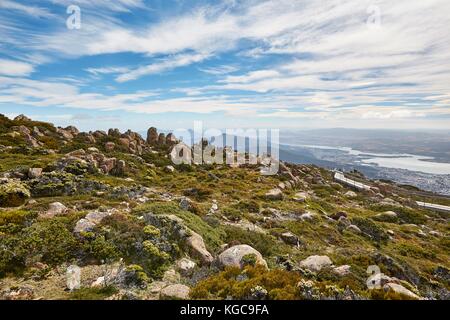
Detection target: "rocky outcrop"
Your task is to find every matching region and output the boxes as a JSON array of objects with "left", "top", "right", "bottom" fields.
[
  {"left": 147, "top": 127, "right": 158, "bottom": 145},
  {"left": 218, "top": 245, "right": 268, "bottom": 269}
]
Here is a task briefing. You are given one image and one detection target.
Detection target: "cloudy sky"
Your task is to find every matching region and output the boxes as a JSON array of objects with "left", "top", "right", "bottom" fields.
[{"left": 0, "top": 0, "right": 449, "bottom": 131}]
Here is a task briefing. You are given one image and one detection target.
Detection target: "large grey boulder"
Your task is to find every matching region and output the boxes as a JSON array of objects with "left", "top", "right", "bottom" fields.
[
  {"left": 218, "top": 244, "right": 268, "bottom": 269},
  {"left": 299, "top": 255, "right": 333, "bottom": 272}
]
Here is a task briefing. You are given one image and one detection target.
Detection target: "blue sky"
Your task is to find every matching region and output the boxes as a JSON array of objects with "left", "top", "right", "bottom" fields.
[{"left": 0, "top": 0, "right": 449, "bottom": 132}]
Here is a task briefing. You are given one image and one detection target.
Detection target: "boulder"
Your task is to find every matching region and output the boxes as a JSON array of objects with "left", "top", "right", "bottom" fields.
[
  {"left": 176, "top": 258, "right": 197, "bottom": 276},
  {"left": 88, "top": 147, "right": 100, "bottom": 153},
  {"left": 166, "top": 133, "right": 177, "bottom": 145},
  {"left": 0, "top": 180, "right": 30, "bottom": 207},
  {"left": 345, "top": 191, "right": 357, "bottom": 198},
  {"left": 147, "top": 127, "right": 158, "bottom": 145},
  {"left": 179, "top": 197, "right": 194, "bottom": 211},
  {"left": 74, "top": 218, "right": 96, "bottom": 233},
  {"left": 299, "top": 255, "right": 333, "bottom": 272},
  {"left": 45, "top": 202, "right": 68, "bottom": 217},
  {"left": 300, "top": 212, "right": 316, "bottom": 221},
  {"left": 293, "top": 192, "right": 308, "bottom": 202},
  {"left": 218, "top": 244, "right": 268, "bottom": 269},
  {"left": 158, "top": 133, "right": 166, "bottom": 145},
  {"left": 265, "top": 188, "right": 283, "bottom": 201},
  {"left": 164, "top": 165, "right": 175, "bottom": 173},
  {"left": 373, "top": 211, "right": 398, "bottom": 223},
  {"left": 105, "top": 142, "right": 115, "bottom": 152},
  {"left": 14, "top": 114, "right": 31, "bottom": 122},
  {"left": 186, "top": 231, "right": 214, "bottom": 265},
  {"left": 28, "top": 168, "right": 43, "bottom": 179},
  {"left": 108, "top": 128, "right": 121, "bottom": 137},
  {"left": 330, "top": 211, "right": 347, "bottom": 221},
  {"left": 160, "top": 284, "right": 190, "bottom": 300},
  {"left": 85, "top": 210, "right": 114, "bottom": 224},
  {"left": 383, "top": 283, "right": 420, "bottom": 300},
  {"left": 346, "top": 224, "right": 362, "bottom": 234},
  {"left": 280, "top": 232, "right": 300, "bottom": 246},
  {"left": 333, "top": 265, "right": 351, "bottom": 276}
]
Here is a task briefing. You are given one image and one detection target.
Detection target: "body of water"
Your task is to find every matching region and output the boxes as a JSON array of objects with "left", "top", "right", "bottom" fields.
[{"left": 283, "top": 143, "right": 450, "bottom": 175}]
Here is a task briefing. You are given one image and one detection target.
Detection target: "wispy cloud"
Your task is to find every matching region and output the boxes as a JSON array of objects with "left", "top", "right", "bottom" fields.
[
  {"left": 0, "top": 0, "right": 448, "bottom": 129},
  {"left": 116, "top": 53, "right": 210, "bottom": 82},
  {"left": 0, "top": 59, "right": 34, "bottom": 76}
]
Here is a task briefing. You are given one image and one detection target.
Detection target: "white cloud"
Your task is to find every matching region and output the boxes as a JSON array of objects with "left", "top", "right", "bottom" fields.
[
  {"left": 0, "top": 59, "right": 34, "bottom": 76},
  {"left": 0, "top": 0, "right": 54, "bottom": 18},
  {"left": 116, "top": 53, "right": 210, "bottom": 82}
]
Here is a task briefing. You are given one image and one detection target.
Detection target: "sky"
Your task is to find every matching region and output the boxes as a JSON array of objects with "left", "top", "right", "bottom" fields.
[{"left": 0, "top": 0, "right": 449, "bottom": 132}]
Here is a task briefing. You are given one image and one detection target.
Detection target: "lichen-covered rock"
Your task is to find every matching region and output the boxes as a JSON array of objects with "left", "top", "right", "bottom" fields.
[
  {"left": 218, "top": 245, "right": 268, "bottom": 269},
  {"left": 265, "top": 188, "right": 283, "bottom": 200},
  {"left": 186, "top": 231, "right": 214, "bottom": 265},
  {"left": 299, "top": 255, "right": 333, "bottom": 272},
  {"left": 28, "top": 168, "right": 43, "bottom": 179},
  {"left": 74, "top": 218, "right": 96, "bottom": 233},
  {"left": 176, "top": 258, "right": 196, "bottom": 276},
  {"left": 160, "top": 284, "right": 190, "bottom": 300},
  {"left": 345, "top": 191, "right": 357, "bottom": 198},
  {"left": 333, "top": 265, "right": 351, "bottom": 276},
  {"left": 45, "top": 202, "right": 68, "bottom": 217},
  {"left": 383, "top": 283, "right": 420, "bottom": 300},
  {"left": 0, "top": 180, "right": 30, "bottom": 207}
]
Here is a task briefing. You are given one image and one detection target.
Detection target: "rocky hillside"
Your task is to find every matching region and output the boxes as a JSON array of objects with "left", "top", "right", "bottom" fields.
[{"left": 0, "top": 114, "right": 448, "bottom": 300}]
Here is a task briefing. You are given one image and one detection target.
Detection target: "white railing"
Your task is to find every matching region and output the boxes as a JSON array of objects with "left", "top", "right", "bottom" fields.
[
  {"left": 334, "top": 172, "right": 372, "bottom": 191},
  {"left": 416, "top": 201, "right": 450, "bottom": 213}
]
